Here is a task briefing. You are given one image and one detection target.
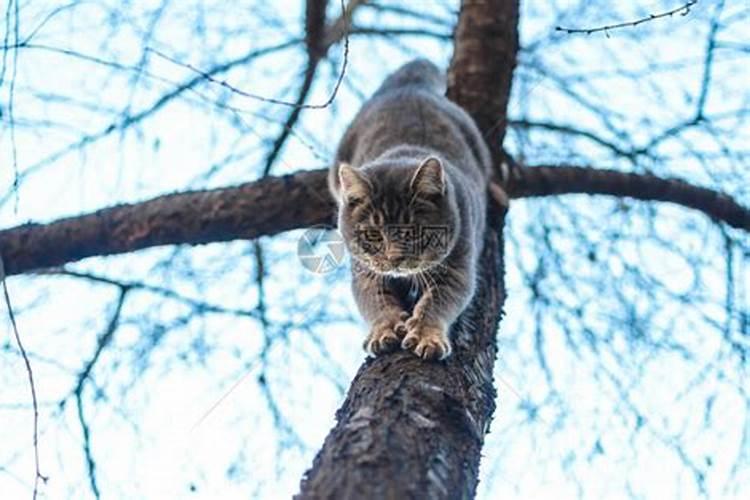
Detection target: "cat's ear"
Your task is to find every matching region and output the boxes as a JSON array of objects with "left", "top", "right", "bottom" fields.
[
  {"left": 411, "top": 157, "right": 445, "bottom": 196},
  {"left": 338, "top": 163, "right": 370, "bottom": 202}
]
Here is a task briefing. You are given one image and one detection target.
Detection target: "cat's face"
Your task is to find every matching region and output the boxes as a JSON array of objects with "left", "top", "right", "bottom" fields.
[{"left": 336, "top": 157, "right": 458, "bottom": 277}]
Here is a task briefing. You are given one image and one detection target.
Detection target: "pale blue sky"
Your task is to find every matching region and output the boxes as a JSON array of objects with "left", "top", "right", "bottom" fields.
[{"left": 1, "top": 1, "right": 748, "bottom": 499}]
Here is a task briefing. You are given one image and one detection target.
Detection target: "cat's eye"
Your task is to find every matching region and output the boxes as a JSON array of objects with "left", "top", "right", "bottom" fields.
[
  {"left": 346, "top": 196, "right": 365, "bottom": 209},
  {"left": 364, "top": 228, "right": 383, "bottom": 242},
  {"left": 355, "top": 225, "right": 385, "bottom": 255}
]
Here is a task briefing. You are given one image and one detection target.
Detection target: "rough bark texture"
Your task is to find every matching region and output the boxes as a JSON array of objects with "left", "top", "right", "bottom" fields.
[
  {"left": 3, "top": 164, "right": 749, "bottom": 276},
  {"left": 296, "top": 1, "right": 518, "bottom": 499},
  {"left": 0, "top": 170, "right": 334, "bottom": 275},
  {"left": 297, "top": 217, "right": 504, "bottom": 500},
  {"left": 447, "top": 0, "right": 519, "bottom": 151},
  {"left": 510, "top": 165, "right": 750, "bottom": 231}
]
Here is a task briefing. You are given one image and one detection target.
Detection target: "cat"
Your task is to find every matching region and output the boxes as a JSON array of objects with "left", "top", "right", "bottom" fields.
[{"left": 329, "top": 59, "right": 491, "bottom": 360}]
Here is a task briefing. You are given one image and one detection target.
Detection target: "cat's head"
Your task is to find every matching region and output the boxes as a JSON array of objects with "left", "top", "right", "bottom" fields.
[{"left": 335, "top": 156, "right": 459, "bottom": 277}]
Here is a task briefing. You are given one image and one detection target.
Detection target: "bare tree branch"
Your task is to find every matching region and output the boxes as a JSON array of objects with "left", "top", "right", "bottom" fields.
[
  {"left": 0, "top": 255, "right": 46, "bottom": 499},
  {"left": 2, "top": 39, "right": 300, "bottom": 206},
  {"left": 262, "top": 0, "right": 349, "bottom": 176},
  {"left": 509, "top": 119, "right": 639, "bottom": 160},
  {"left": 73, "top": 288, "right": 128, "bottom": 500},
  {"left": 297, "top": 0, "right": 518, "bottom": 497},
  {"left": 0, "top": 169, "right": 333, "bottom": 276},
  {"left": 3, "top": 161, "right": 749, "bottom": 278},
  {"left": 40, "top": 270, "right": 260, "bottom": 319},
  {"left": 508, "top": 165, "right": 750, "bottom": 231},
  {"left": 556, "top": 1, "right": 698, "bottom": 36}
]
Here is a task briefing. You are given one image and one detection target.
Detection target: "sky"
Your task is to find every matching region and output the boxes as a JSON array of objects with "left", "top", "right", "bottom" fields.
[{"left": 1, "top": 1, "right": 749, "bottom": 499}]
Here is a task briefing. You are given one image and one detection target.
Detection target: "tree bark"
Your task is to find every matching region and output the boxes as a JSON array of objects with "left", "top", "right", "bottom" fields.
[
  {"left": 447, "top": 0, "right": 519, "bottom": 150},
  {"left": 3, "top": 164, "right": 748, "bottom": 276},
  {"left": 296, "top": 1, "right": 518, "bottom": 499},
  {"left": 0, "top": 170, "right": 334, "bottom": 276},
  {"left": 296, "top": 221, "right": 504, "bottom": 500},
  {"left": 509, "top": 165, "right": 750, "bottom": 230}
]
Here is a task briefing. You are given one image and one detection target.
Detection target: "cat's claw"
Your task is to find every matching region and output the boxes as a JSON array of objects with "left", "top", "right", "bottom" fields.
[
  {"left": 393, "top": 311, "right": 410, "bottom": 337},
  {"left": 401, "top": 321, "right": 452, "bottom": 360},
  {"left": 364, "top": 314, "right": 409, "bottom": 356},
  {"left": 401, "top": 333, "right": 419, "bottom": 351},
  {"left": 364, "top": 332, "right": 400, "bottom": 356}
]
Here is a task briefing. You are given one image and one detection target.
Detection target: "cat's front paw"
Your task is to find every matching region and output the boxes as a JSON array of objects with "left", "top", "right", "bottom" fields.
[
  {"left": 401, "top": 318, "right": 452, "bottom": 360},
  {"left": 363, "top": 312, "right": 408, "bottom": 356}
]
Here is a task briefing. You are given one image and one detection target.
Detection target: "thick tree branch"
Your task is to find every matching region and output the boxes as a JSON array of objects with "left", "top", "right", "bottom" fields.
[
  {"left": 509, "top": 165, "right": 750, "bottom": 231},
  {"left": 297, "top": 1, "right": 517, "bottom": 498},
  {"left": 447, "top": 0, "right": 519, "bottom": 152},
  {"left": 0, "top": 169, "right": 334, "bottom": 276},
  {"left": 3, "top": 163, "right": 749, "bottom": 277}
]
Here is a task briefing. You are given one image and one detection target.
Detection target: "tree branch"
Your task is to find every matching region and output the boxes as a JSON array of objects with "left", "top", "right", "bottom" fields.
[
  {"left": 3, "top": 39, "right": 299, "bottom": 206},
  {"left": 508, "top": 165, "right": 750, "bottom": 231},
  {"left": 73, "top": 287, "right": 128, "bottom": 500},
  {"left": 3, "top": 159, "right": 750, "bottom": 279},
  {"left": 198, "top": 0, "right": 367, "bottom": 177},
  {"left": 297, "top": 0, "right": 518, "bottom": 497},
  {"left": 0, "top": 169, "right": 334, "bottom": 276},
  {"left": 0, "top": 254, "right": 46, "bottom": 499},
  {"left": 262, "top": 0, "right": 352, "bottom": 176},
  {"left": 447, "top": 0, "right": 519, "bottom": 152},
  {"left": 555, "top": 1, "right": 698, "bottom": 36},
  {"left": 509, "top": 119, "right": 638, "bottom": 159},
  {"left": 2, "top": 162, "right": 749, "bottom": 277}
]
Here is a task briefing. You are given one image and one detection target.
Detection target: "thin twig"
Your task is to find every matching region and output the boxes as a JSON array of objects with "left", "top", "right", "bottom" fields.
[
  {"left": 73, "top": 287, "right": 128, "bottom": 500},
  {"left": 0, "top": 255, "right": 46, "bottom": 499},
  {"left": 556, "top": 1, "right": 698, "bottom": 36},
  {"left": 3, "top": 0, "right": 21, "bottom": 212},
  {"left": 145, "top": 0, "right": 350, "bottom": 111},
  {"left": 261, "top": 0, "right": 330, "bottom": 176},
  {"left": 42, "top": 269, "right": 259, "bottom": 319},
  {"left": 695, "top": 0, "right": 724, "bottom": 120}
]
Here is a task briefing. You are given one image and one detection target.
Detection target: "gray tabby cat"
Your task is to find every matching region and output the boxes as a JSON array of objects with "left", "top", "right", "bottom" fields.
[{"left": 329, "top": 59, "right": 491, "bottom": 360}]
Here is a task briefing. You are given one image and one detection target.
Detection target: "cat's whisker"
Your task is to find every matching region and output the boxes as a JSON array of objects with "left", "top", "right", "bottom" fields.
[{"left": 415, "top": 272, "right": 427, "bottom": 297}]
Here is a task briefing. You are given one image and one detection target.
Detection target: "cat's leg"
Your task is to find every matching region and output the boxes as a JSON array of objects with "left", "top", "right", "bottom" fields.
[
  {"left": 352, "top": 269, "right": 409, "bottom": 356},
  {"left": 401, "top": 269, "right": 473, "bottom": 360},
  {"left": 400, "top": 287, "right": 452, "bottom": 360}
]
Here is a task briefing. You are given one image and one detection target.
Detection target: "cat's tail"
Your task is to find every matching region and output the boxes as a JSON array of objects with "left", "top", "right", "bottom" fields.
[{"left": 375, "top": 58, "right": 445, "bottom": 95}]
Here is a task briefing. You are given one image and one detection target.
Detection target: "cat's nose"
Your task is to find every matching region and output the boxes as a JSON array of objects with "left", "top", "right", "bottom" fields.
[{"left": 384, "top": 247, "right": 405, "bottom": 264}]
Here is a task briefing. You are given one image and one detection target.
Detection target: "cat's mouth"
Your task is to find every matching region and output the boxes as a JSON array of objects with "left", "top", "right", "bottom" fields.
[
  {"left": 356, "top": 256, "right": 436, "bottom": 277},
  {"left": 381, "top": 267, "right": 419, "bottom": 277}
]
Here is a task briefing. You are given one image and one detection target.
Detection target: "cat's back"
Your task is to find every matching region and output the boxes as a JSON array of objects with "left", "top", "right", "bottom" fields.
[
  {"left": 335, "top": 60, "right": 491, "bottom": 183},
  {"left": 374, "top": 58, "right": 445, "bottom": 95}
]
